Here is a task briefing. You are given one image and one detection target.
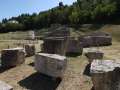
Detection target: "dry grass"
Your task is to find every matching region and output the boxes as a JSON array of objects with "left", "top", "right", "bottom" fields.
[
  {"left": 0, "top": 31, "right": 30, "bottom": 40},
  {"left": 0, "top": 25, "right": 120, "bottom": 90},
  {"left": 0, "top": 40, "right": 119, "bottom": 90},
  {"left": 99, "top": 24, "right": 120, "bottom": 41}
]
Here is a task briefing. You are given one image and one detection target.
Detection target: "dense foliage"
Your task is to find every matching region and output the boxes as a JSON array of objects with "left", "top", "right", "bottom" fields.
[{"left": 0, "top": 0, "right": 120, "bottom": 32}]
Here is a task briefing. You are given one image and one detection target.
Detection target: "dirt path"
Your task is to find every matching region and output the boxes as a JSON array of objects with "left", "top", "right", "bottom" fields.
[{"left": 57, "top": 56, "right": 92, "bottom": 90}]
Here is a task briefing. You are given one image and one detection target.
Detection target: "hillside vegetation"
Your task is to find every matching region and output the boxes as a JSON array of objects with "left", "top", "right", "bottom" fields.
[
  {"left": 0, "top": 24, "right": 120, "bottom": 41},
  {"left": 0, "top": 0, "right": 120, "bottom": 32}
]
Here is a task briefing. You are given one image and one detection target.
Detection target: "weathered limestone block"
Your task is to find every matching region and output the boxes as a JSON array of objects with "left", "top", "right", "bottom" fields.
[
  {"left": 1, "top": 47, "right": 25, "bottom": 68},
  {"left": 66, "top": 37, "right": 83, "bottom": 54},
  {"left": 79, "top": 36, "right": 93, "bottom": 48},
  {"left": 91, "top": 36, "right": 112, "bottom": 46},
  {"left": 0, "top": 81, "right": 13, "bottom": 90},
  {"left": 91, "top": 60, "right": 120, "bottom": 90},
  {"left": 35, "top": 53, "right": 67, "bottom": 78},
  {"left": 79, "top": 32, "right": 112, "bottom": 48},
  {"left": 42, "top": 37, "right": 68, "bottom": 56},
  {"left": 85, "top": 51, "right": 103, "bottom": 63},
  {"left": 24, "top": 44, "right": 35, "bottom": 56}
]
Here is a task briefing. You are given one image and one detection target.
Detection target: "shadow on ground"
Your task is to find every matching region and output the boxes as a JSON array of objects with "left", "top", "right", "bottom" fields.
[
  {"left": 18, "top": 72, "right": 62, "bottom": 90},
  {"left": 66, "top": 52, "right": 81, "bottom": 57},
  {"left": 83, "top": 63, "right": 91, "bottom": 77},
  {"left": 0, "top": 66, "right": 13, "bottom": 73}
]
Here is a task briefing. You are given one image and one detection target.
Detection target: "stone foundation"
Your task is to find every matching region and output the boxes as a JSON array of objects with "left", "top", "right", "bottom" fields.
[
  {"left": 35, "top": 53, "right": 67, "bottom": 78},
  {"left": 85, "top": 51, "right": 103, "bottom": 63},
  {"left": 1, "top": 47, "right": 25, "bottom": 68},
  {"left": 91, "top": 60, "right": 120, "bottom": 90}
]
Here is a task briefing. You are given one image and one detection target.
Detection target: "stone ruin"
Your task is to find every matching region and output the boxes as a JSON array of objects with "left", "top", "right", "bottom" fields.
[
  {"left": 1, "top": 47, "right": 25, "bottom": 68},
  {"left": 79, "top": 31, "right": 112, "bottom": 48},
  {"left": 35, "top": 53, "right": 67, "bottom": 78},
  {"left": 42, "top": 25, "right": 83, "bottom": 55},
  {"left": 85, "top": 51, "right": 104, "bottom": 63},
  {"left": 24, "top": 44, "right": 35, "bottom": 57},
  {"left": 83, "top": 50, "right": 104, "bottom": 76},
  {"left": 91, "top": 60, "right": 120, "bottom": 90},
  {"left": 42, "top": 36, "right": 83, "bottom": 56},
  {"left": 0, "top": 80, "right": 13, "bottom": 90},
  {"left": 66, "top": 37, "right": 83, "bottom": 54},
  {"left": 42, "top": 37, "right": 68, "bottom": 56}
]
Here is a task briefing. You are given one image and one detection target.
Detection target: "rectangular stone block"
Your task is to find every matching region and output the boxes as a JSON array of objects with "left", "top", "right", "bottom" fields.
[
  {"left": 79, "top": 32, "right": 112, "bottom": 48},
  {"left": 66, "top": 37, "right": 83, "bottom": 54},
  {"left": 42, "top": 37, "right": 68, "bottom": 56},
  {"left": 91, "top": 36, "right": 112, "bottom": 46},
  {"left": 85, "top": 51, "right": 103, "bottom": 63},
  {"left": 91, "top": 60, "right": 120, "bottom": 90},
  {"left": 35, "top": 53, "right": 67, "bottom": 78},
  {"left": 1, "top": 47, "right": 25, "bottom": 68},
  {"left": 0, "top": 81, "right": 13, "bottom": 90}
]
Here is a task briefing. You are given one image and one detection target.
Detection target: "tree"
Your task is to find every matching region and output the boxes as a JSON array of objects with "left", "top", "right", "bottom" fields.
[
  {"left": 4, "top": 22, "right": 24, "bottom": 32},
  {"left": 69, "top": 5, "right": 80, "bottom": 24},
  {"left": 2, "top": 18, "right": 8, "bottom": 23},
  {"left": 0, "top": 0, "right": 120, "bottom": 32}
]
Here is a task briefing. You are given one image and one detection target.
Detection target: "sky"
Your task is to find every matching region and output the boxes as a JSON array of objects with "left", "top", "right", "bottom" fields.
[{"left": 0, "top": 0, "right": 77, "bottom": 21}]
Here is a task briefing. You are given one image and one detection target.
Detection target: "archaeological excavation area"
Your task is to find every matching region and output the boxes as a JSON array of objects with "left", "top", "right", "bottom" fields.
[{"left": 0, "top": 26, "right": 120, "bottom": 90}]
